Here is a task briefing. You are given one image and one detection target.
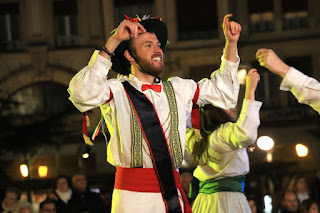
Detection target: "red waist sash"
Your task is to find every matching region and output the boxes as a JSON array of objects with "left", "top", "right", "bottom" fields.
[
  {"left": 114, "top": 167, "right": 181, "bottom": 192},
  {"left": 114, "top": 167, "right": 191, "bottom": 212}
]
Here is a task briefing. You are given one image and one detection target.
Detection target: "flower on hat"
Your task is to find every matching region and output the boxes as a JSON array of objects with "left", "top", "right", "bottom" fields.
[
  {"left": 124, "top": 15, "right": 141, "bottom": 22},
  {"left": 124, "top": 15, "right": 162, "bottom": 23}
]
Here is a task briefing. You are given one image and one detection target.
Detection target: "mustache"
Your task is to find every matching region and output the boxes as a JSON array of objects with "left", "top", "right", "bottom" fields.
[{"left": 152, "top": 53, "right": 163, "bottom": 58}]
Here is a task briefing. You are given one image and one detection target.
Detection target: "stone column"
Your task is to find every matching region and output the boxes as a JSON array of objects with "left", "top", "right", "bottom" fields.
[
  {"left": 78, "top": 0, "right": 90, "bottom": 45},
  {"left": 101, "top": 0, "right": 115, "bottom": 44},
  {"left": 87, "top": 0, "right": 104, "bottom": 46},
  {"left": 237, "top": 0, "right": 249, "bottom": 38},
  {"left": 217, "top": 0, "right": 229, "bottom": 41},
  {"left": 21, "top": 0, "right": 51, "bottom": 45},
  {"left": 163, "top": 0, "right": 177, "bottom": 45},
  {"left": 273, "top": 0, "right": 282, "bottom": 32}
]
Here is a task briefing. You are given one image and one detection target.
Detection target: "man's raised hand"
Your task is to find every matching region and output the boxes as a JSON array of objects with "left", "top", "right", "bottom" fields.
[
  {"left": 256, "top": 48, "right": 290, "bottom": 78},
  {"left": 223, "top": 14, "right": 241, "bottom": 43}
]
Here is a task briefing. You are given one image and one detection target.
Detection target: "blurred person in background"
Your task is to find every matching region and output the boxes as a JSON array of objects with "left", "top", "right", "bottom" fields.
[
  {"left": 68, "top": 172, "right": 105, "bottom": 213},
  {"left": 48, "top": 175, "right": 72, "bottom": 213},
  {"left": 273, "top": 175, "right": 292, "bottom": 213},
  {"left": 1, "top": 188, "right": 21, "bottom": 213},
  {"left": 288, "top": 175, "right": 311, "bottom": 203},
  {"left": 299, "top": 199, "right": 319, "bottom": 213},
  {"left": 247, "top": 194, "right": 263, "bottom": 213},
  {"left": 17, "top": 201, "right": 33, "bottom": 213},
  {"left": 311, "top": 171, "right": 320, "bottom": 203},
  {"left": 278, "top": 191, "right": 299, "bottom": 213},
  {"left": 39, "top": 199, "right": 56, "bottom": 213}
]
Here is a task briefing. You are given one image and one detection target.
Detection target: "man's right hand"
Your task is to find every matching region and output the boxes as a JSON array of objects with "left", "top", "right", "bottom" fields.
[
  {"left": 112, "top": 20, "right": 146, "bottom": 42},
  {"left": 256, "top": 48, "right": 290, "bottom": 78},
  {"left": 101, "top": 20, "right": 147, "bottom": 59}
]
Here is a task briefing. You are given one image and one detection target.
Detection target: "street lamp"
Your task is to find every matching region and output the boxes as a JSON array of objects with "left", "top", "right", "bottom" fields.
[
  {"left": 295, "top": 144, "right": 308, "bottom": 157},
  {"left": 237, "top": 69, "right": 247, "bottom": 85},
  {"left": 82, "top": 146, "right": 90, "bottom": 159},
  {"left": 20, "top": 164, "right": 28, "bottom": 177},
  {"left": 257, "top": 136, "right": 274, "bottom": 151},
  {"left": 38, "top": 166, "right": 48, "bottom": 177}
]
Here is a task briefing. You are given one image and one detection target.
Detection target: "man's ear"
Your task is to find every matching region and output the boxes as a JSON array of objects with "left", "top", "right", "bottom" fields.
[{"left": 124, "top": 50, "right": 135, "bottom": 62}]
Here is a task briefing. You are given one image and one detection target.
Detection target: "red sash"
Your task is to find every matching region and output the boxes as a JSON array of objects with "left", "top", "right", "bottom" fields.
[{"left": 114, "top": 167, "right": 191, "bottom": 213}]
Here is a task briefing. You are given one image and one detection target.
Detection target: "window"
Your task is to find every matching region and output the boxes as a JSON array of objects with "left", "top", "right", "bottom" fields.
[
  {"left": 189, "top": 64, "right": 219, "bottom": 82},
  {"left": 252, "top": 63, "right": 282, "bottom": 108},
  {"left": 6, "top": 82, "right": 74, "bottom": 118},
  {"left": 282, "top": 0, "right": 308, "bottom": 30},
  {"left": 252, "top": 55, "right": 315, "bottom": 121},
  {"left": 248, "top": 0, "right": 274, "bottom": 33},
  {"left": 176, "top": 0, "right": 218, "bottom": 40},
  {"left": 0, "top": 3, "right": 20, "bottom": 51},
  {"left": 114, "top": 0, "right": 154, "bottom": 26},
  {"left": 54, "top": 0, "right": 78, "bottom": 47},
  {"left": 285, "top": 56, "right": 312, "bottom": 107}
]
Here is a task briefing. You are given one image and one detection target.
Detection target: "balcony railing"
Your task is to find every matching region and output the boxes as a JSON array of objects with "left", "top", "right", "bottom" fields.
[{"left": 0, "top": 40, "right": 21, "bottom": 51}]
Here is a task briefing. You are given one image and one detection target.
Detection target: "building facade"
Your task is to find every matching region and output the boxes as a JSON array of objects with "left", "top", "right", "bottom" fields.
[{"left": 0, "top": 0, "right": 319, "bottom": 194}]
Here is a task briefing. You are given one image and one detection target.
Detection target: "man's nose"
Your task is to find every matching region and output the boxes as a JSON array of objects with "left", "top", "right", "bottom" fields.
[{"left": 154, "top": 45, "right": 162, "bottom": 53}]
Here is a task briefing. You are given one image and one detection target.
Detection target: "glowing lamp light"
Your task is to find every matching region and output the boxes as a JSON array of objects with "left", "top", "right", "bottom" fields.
[
  {"left": 237, "top": 69, "right": 247, "bottom": 85},
  {"left": 257, "top": 136, "right": 274, "bottom": 151},
  {"left": 82, "top": 153, "right": 89, "bottom": 159},
  {"left": 296, "top": 144, "right": 308, "bottom": 157},
  {"left": 266, "top": 152, "right": 273, "bottom": 163},
  {"left": 38, "top": 166, "right": 48, "bottom": 177},
  {"left": 20, "top": 164, "right": 28, "bottom": 177}
]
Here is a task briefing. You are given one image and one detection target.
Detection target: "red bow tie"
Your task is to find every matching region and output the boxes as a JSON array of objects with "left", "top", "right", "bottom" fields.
[{"left": 141, "top": 84, "right": 161, "bottom": 92}]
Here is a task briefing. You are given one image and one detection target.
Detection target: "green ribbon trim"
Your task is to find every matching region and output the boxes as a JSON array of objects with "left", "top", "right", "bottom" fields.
[
  {"left": 162, "top": 81, "right": 183, "bottom": 169},
  {"left": 130, "top": 102, "right": 143, "bottom": 168},
  {"left": 189, "top": 175, "right": 245, "bottom": 199}
]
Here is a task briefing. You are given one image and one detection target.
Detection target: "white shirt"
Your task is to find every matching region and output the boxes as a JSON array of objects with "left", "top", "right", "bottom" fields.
[
  {"left": 185, "top": 99, "right": 262, "bottom": 181},
  {"left": 68, "top": 50, "right": 240, "bottom": 168},
  {"left": 280, "top": 67, "right": 320, "bottom": 114}
]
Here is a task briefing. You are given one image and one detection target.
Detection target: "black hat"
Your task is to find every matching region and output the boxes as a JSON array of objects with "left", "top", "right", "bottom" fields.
[{"left": 111, "top": 17, "right": 168, "bottom": 75}]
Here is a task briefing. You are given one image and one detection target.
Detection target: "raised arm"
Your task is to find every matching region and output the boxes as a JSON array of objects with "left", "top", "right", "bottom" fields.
[
  {"left": 101, "top": 20, "right": 146, "bottom": 60},
  {"left": 209, "top": 69, "right": 262, "bottom": 153},
  {"left": 196, "top": 14, "right": 241, "bottom": 109},
  {"left": 223, "top": 14, "right": 241, "bottom": 63},
  {"left": 68, "top": 20, "right": 146, "bottom": 112},
  {"left": 256, "top": 48, "right": 320, "bottom": 113}
]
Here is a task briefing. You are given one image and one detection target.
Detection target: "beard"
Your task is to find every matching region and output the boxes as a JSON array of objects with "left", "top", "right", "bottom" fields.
[{"left": 134, "top": 54, "right": 165, "bottom": 77}]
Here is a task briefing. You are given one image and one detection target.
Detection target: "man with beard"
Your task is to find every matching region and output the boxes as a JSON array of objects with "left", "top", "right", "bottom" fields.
[
  {"left": 68, "top": 14, "right": 241, "bottom": 213},
  {"left": 278, "top": 191, "right": 299, "bottom": 213}
]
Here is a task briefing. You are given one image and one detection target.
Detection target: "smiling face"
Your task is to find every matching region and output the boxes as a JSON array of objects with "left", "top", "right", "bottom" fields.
[{"left": 129, "top": 32, "right": 164, "bottom": 76}]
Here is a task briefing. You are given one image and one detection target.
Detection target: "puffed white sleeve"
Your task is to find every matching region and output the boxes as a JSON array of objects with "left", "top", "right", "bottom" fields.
[
  {"left": 280, "top": 67, "right": 320, "bottom": 114},
  {"left": 68, "top": 50, "right": 113, "bottom": 112},
  {"left": 196, "top": 54, "right": 240, "bottom": 109}
]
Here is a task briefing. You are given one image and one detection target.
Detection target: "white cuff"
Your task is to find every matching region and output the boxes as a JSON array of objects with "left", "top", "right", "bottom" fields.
[{"left": 280, "top": 67, "right": 308, "bottom": 91}]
